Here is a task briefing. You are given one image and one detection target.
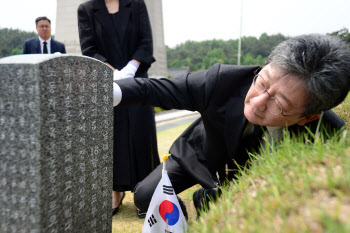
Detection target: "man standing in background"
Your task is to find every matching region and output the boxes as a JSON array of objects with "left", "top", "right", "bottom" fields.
[{"left": 23, "top": 16, "right": 66, "bottom": 54}]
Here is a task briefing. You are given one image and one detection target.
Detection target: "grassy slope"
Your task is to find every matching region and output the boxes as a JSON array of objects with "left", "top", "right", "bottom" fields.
[
  {"left": 190, "top": 95, "right": 350, "bottom": 233},
  {"left": 190, "top": 131, "right": 350, "bottom": 232}
]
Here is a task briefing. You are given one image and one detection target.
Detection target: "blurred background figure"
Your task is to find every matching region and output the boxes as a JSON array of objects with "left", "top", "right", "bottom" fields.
[
  {"left": 23, "top": 16, "right": 66, "bottom": 54},
  {"left": 77, "top": 0, "right": 160, "bottom": 217}
]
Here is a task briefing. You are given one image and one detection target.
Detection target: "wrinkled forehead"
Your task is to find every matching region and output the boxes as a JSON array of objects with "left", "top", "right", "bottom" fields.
[{"left": 261, "top": 63, "right": 302, "bottom": 84}]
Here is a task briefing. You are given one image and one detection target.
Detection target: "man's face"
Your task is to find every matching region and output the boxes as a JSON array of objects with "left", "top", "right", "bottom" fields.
[
  {"left": 244, "top": 64, "right": 311, "bottom": 127},
  {"left": 36, "top": 20, "right": 51, "bottom": 40}
]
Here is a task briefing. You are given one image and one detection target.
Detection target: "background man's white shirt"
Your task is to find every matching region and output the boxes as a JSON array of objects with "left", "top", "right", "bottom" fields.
[{"left": 38, "top": 36, "right": 51, "bottom": 54}]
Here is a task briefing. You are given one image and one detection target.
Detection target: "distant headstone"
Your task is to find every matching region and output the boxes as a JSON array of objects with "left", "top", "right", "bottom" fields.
[{"left": 0, "top": 54, "right": 113, "bottom": 233}]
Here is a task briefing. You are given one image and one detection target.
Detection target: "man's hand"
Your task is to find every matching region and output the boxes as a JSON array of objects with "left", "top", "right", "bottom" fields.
[{"left": 113, "top": 60, "right": 139, "bottom": 81}]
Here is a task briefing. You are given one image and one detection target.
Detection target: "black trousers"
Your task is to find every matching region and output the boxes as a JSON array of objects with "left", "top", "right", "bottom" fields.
[{"left": 133, "top": 156, "right": 198, "bottom": 211}]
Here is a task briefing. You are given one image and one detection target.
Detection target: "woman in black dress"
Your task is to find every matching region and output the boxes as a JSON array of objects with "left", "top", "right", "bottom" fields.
[{"left": 78, "top": 0, "right": 160, "bottom": 216}]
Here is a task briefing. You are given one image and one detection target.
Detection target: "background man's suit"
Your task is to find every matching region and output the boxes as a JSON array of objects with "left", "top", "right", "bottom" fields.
[
  {"left": 116, "top": 63, "right": 345, "bottom": 211},
  {"left": 23, "top": 38, "right": 66, "bottom": 54}
]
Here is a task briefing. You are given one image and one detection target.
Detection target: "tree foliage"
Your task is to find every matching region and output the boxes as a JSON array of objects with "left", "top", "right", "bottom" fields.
[
  {"left": 167, "top": 33, "right": 289, "bottom": 72},
  {"left": 328, "top": 28, "right": 350, "bottom": 45},
  {"left": 167, "top": 29, "right": 350, "bottom": 72},
  {"left": 0, "top": 28, "right": 37, "bottom": 58}
]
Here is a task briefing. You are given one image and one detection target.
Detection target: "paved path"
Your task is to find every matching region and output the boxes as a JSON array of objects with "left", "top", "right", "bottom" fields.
[{"left": 155, "top": 110, "right": 200, "bottom": 132}]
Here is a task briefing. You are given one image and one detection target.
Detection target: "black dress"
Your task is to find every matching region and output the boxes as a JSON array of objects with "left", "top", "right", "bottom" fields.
[{"left": 78, "top": 0, "right": 160, "bottom": 192}]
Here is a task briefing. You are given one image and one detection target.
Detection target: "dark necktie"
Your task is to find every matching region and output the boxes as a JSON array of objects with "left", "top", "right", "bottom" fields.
[{"left": 43, "top": 41, "right": 48, "bottom": 54}]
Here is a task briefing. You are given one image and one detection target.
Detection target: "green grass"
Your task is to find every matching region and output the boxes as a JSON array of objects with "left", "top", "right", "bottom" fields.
[
  {"left": 114, "top": 94, "right": 350, "bottom": 232},
  {"left": 189, "top": 130, "right": 350, "bottom": 233},
  {"left": 189, "top": 95, "right": 350, "bottom": 233}
]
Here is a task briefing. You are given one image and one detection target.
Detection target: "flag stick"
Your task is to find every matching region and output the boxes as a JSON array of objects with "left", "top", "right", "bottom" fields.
[
  {"left": 162, "top": 154, "right": 169, "bottom": 230},
  {"left": 162, "top": 154, "right": 169, "bottom": 176}
]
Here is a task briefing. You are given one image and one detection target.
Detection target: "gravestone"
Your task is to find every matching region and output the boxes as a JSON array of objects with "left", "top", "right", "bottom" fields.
[{"left": 0, "top": 54, "right": 113, "bottom": 233}]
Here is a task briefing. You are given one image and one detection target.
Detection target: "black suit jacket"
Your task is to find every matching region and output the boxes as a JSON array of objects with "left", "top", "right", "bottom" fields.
[
  {"left": 78, "top": 0, "right": 155, "bottom": 74},
  {"left": 78, "top": 0, "right": 159, "bottom": 190},
  {"left": 22, "top": 37, "right": 66, "bottom": 54},
  {"left": 117, "top": 64, "right": 345, "bottom": 188}
]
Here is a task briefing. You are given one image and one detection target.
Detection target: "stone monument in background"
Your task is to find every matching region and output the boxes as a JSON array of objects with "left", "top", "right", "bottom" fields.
[
  {"left": 55, "top": 0, "right": 168, "bottom": 78},
  {"left": 0, "top": 54, "right": 113, "bottom": 233}
]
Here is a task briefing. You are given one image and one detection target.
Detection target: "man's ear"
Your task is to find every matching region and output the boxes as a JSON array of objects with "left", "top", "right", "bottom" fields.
[{"left": 297, "top": 114, "right": 321, "bottom": 126}]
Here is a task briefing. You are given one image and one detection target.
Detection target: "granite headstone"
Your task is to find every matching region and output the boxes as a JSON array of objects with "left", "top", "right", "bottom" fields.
[{"left": 0, "top": 54, "right": 113, "bottom": 233}]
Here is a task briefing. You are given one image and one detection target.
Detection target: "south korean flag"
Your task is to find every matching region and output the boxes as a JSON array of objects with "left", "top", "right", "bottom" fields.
[{"left": 142, "top": 156, "right": 188, "bottom": 233}]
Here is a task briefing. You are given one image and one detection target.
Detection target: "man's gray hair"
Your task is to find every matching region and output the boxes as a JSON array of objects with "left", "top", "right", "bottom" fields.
[{"left": 266, "top": 34, "right": 350, "bottom": 115}]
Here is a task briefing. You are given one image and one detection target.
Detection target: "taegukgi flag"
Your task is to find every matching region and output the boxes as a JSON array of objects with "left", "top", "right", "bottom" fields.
[{"left": 142, "top": 156, "right": 188, "bottom": 233}]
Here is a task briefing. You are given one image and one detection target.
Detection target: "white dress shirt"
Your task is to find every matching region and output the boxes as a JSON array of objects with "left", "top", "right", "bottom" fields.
[{"left": 39, "top": 36, "right": 51, "bottom": 54}]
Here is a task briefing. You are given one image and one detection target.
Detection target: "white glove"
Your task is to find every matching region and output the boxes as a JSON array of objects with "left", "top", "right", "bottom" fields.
[{"left": 113, "top": 61, "right": 139, "bottom": 81}]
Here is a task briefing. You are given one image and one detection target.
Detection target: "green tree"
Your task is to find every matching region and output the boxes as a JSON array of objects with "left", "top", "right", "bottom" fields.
[
  {"left": 203, "top": 48, "right": 227, "bottom": 68},
  {"left": 11, "top": 48, "right": 22, "bottom": 55},
  {"left": 167, "top": 29, "right": 348, "bottom": 72},
  {"left": 328, "top": 28, "right": 350, "bottom": 45},
  {"left": 0, "top": 28, "right": 37, "bottom": 58},
  {"left": 242, "top": 53, "right": 256, "bottom": 65}
]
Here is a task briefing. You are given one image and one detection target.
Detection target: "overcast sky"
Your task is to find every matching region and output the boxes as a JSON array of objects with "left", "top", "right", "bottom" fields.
[{"left": 0, "top": 0, "right": 349, "bottom": 47}]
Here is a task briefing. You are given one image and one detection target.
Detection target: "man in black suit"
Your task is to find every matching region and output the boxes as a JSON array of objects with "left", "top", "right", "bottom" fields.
[
  {"left": 112, "top": 34, "right": 350, "bottom": 217},
  {"left": 23, "top": 16, "right": 66, "bottom": 54}
]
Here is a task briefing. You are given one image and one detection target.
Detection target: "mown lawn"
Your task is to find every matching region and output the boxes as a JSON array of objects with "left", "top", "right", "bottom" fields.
[{"left": 113, "top": 95, "right": 349, "bottom": 232}]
